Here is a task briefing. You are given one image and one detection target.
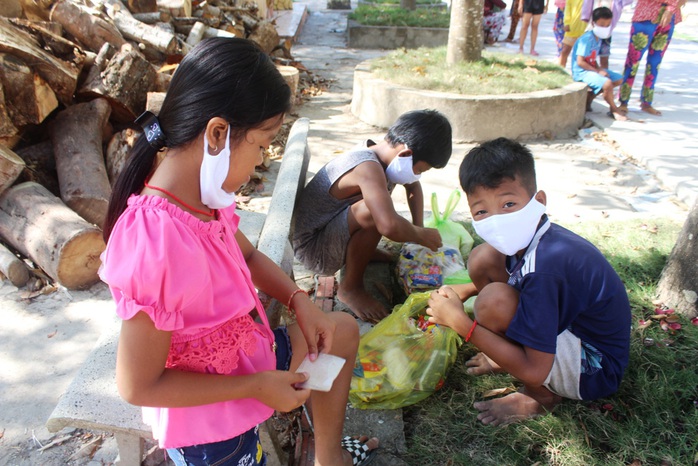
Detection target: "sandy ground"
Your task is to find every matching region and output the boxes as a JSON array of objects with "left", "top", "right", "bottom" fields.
[{"left": 0, "top": 6, "right": 691, "bottom": 466}]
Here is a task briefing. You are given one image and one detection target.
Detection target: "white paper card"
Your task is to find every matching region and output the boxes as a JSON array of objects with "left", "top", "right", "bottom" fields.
[{"left": 295, "top": 353, "right": 346, "bottom": 392}]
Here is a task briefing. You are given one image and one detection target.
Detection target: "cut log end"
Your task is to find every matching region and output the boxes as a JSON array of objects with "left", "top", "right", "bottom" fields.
[{"left": 57, "top": 231, "right": 105, "bottom": 289}]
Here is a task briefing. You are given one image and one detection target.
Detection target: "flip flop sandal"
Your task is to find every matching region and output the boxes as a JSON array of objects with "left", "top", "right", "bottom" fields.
[{"left": 341, "top": 436, "right": 377, "bottom": 466}]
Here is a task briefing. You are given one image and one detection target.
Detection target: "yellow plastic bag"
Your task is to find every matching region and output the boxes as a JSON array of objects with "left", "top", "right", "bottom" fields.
[{"left": 349, "top": 292, "right": 463, "bottom": 410}]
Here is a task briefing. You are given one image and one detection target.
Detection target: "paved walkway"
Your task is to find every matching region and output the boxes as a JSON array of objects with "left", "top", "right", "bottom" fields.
[{"left": 292, "top": 0, "right": 698, "bottom": 209}]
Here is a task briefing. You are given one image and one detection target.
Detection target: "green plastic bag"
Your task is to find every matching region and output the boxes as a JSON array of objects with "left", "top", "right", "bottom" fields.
[
  {"left": 425, "top": 190, "right": 474, "bottom": 259},
  {"left": 349, "top": 292, "right": 463, "bottom": 410},
  {"left": 424, "top": 190, "right": 474, "bottom": 285}
]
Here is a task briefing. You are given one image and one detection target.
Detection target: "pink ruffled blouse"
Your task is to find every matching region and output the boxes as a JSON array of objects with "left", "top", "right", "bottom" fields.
[{"left": 99, "top": 195, "right": 277, "bottom": 449}]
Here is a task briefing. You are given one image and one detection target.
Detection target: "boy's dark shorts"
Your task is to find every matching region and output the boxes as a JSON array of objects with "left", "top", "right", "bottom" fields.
[{"left": 523, "top": 0, "right": 545, "bottom": 15}]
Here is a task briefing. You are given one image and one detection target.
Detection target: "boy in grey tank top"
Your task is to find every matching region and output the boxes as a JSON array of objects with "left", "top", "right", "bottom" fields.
[{"left": 293, "top": 110, "right": 453, "bottom": 323}]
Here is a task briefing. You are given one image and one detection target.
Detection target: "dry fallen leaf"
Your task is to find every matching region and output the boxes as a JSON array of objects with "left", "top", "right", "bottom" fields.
[{"left": 482, "top": 387, "right": 515, "bottom": 398}]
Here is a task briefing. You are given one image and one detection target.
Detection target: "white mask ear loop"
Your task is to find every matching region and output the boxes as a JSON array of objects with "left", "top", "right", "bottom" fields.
[{"left": 200, "top": 125, "right": 237, "bottom": 209}]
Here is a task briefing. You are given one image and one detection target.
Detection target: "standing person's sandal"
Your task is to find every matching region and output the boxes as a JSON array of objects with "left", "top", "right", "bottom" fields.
[{"left": 341, "top": 436, "right": 378, "bottom": 465}]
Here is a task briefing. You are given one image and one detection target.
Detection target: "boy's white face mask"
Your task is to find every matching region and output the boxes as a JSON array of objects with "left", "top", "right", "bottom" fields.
[
  {"left": 472, "top": 196, "right": 546, "bottom": 256},
  {"left": 593, "top": 25, "right": 612, "bottom": 40},
  {"left": 385, "top": 154, "right": 421, "bottom": 185},
  {"left": 200, "top": 126, "right": 237, "bottom": 209}
]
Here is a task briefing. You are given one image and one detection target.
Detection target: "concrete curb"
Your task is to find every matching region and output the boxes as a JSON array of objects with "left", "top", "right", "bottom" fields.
[
  {"left": 347, "top": 19, "right": 448, "bottom": 49},
  {"left": 351, "top": 60, "right": 588, "bottom": 142}
]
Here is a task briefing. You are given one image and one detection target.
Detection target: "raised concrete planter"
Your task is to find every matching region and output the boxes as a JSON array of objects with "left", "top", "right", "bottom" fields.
[
  {"left": 347, "top": 19, "right": 448, "bottom": 49},
  {"left": 351, "top": 60, "right": 588, "bottom": 142},
  {"left": 357, "top": 0, "right": 448, "bottom": 8}
]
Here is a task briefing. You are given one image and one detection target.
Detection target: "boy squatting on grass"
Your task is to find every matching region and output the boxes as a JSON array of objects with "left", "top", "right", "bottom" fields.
[
  {"left": 293, "top": 110, "right": 452, "bottom": 323},
  {"left": 571, "top": 6, "right": 628, "bottom": 121},
  {"left": 426, "top": 138, "right": 631, "bottom": 426}
]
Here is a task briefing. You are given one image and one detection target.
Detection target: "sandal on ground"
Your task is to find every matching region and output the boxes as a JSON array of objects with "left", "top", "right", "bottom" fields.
[{"left": 341, "top": 436, "right": 378, "bottom": 466}]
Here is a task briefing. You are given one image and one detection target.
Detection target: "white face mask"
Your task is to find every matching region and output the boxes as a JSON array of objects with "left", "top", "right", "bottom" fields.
[
  {"left": 200, "top": 126, "right": 237, "bottom": 209},
  {"left": 472, "top": 196, "right": 546, "bottom": 256},
  {"left": 385, "top": 154, "right": 421, "bottom": 185},
  {"left": 593, "top": 25, "right": 612, "bottom": 40}
]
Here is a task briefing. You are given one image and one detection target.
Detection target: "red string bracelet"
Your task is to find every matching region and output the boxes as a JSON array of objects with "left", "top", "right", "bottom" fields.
[
  {"left": 465, "top": 320, "right": 478, "bottom": 342},
  {"left": 286, "top": 289, "right": 308, "bottom": 317}
]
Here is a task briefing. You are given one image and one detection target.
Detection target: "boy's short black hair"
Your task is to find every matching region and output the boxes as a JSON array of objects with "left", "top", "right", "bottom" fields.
[
  {"left": 592, "top": 6, "right": 613, "bottom": 22},
  {"left": 459, "top": 137, "right": 537, "bottom": 196},
  {"left": 385, "top": 109, "right": 452, "bottom": 169}
]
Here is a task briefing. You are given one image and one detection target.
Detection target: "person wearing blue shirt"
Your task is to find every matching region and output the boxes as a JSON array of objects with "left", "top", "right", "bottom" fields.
[
  {"left": 426, "top": 138, "right": 631, "bottom": 426},
  {"left": 571, "top": 7, "right": 627, "bottom": 120}
]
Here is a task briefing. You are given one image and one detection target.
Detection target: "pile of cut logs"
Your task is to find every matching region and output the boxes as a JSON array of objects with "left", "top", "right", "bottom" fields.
[{"left": 0, "top": 0, "right": 299, "bottom": 290}]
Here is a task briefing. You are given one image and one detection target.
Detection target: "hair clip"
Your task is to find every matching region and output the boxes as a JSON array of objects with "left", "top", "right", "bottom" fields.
[{"left": 135, "top": 111, "right": 166, "bottom": 150}]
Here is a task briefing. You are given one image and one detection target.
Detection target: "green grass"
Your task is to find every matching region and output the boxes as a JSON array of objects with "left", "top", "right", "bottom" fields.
[
  {"left": 403, "top": 218, "right": 698, "bottom": 465},
  {"left": 369, "top": 47, "right": 573, "bottom": 95},
  {"left": 349, "top": 5, "right": 450, "bottom": 28}
]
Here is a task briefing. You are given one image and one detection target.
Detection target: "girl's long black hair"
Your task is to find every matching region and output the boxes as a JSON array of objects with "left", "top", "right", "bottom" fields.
[{"left": 103, "top": 37, "right": 292, "bottom": 241}]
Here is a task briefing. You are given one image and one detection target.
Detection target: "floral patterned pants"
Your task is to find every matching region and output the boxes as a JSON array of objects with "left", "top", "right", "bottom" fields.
[
  {"left": 554, "top": 8, "right": 565, "bottom": 56},
  {"left": 619, "top": 16, "right": 675, "bottom": 106}
]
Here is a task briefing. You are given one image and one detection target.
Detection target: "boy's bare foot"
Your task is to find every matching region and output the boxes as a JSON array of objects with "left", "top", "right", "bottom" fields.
[
  {"left": 337, "top": 286, "right": 388, "bottom": 323},
  {"left": 465, "top": 352, "right": 503, "bottom": 376},
  {"left": 618, "top": 103, "right": 628, "bottom": 115},
  {"left": 641, "top": 104, "right": 662, "bottom": 116},
  {"left": 472, "top": 389, "right": 560, "bottom": 426},
  {"left": 607, "top": 110, "right": 629, "bottom": 121}
]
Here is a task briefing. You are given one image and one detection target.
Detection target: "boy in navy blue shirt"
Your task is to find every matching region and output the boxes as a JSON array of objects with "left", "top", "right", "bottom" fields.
[
  {"left": 572, "top": 6, "right": 628, "bottom": 120},
  {"left": 427, "top": 138, "right": 630, "bottom": 426}
]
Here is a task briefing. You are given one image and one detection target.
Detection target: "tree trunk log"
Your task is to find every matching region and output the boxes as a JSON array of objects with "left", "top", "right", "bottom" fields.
[
  {"left": 0, "top": 144, "right": 25, "bottom": 196},
  {"left": 248, "top": 20, "right": 279, "bottom": 54},
  {"left": 0, "top": 242, "right": 29, "bottom": 287},
  {"left": 50, "top": 0, "right": 126, "bottom": 53},
  {"left": 50, "top": 98, "right": 112, "bottom": 228},
  {"left": 104, "top": 0, "right": 179, "bottom": 55},
  {"left": 0, "top": 81, "right": 20, "bottom": 145},
  {"left": 78, "top": 43, "right": 156, "bottom": 123},
  {"left": 0, "top": 54, "right": 59, "bottom": 127},
  {"left": 656, "top": 201, "right": 698, "bottom": 317},
  {"left": 106, "top": 127, "right": 138, "bottom": 184},
  {"left": 447, "top": 0, "right": 483, "bottom": 64},
  {"left": 14, "top": 140, "right": 60, "bottom": 196},
  {"left": 0, "top": 182, "right": 105, "bottom": 289},
  {"left": 0, "top": 17, "right": 80, "bottom": 105},
  {"left": 127, "top": 0, "right": 158, "bottom": 14}
]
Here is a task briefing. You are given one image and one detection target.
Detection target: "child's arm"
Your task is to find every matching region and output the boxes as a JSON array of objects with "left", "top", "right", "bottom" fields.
[
  {"left": 576, "top": 53, "right": 607, "bottom": 76},
  {"left": 427, "top": 287, "right": 554, "bottom": 385},
  {"left": 236, "top": 229, "right": 336, "bottom": 360},
  {"left": 115, "top": 312, "right": 311, "bottom": 410},
  {"left": 404, "top": 181, "right": 424, "bottom": 227},
  {"left": 350, "top": 162, "right": 442, "bottom": 250}
]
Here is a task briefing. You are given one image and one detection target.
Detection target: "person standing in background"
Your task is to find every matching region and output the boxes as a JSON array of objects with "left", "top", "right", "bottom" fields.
[
  {"left": 618, "top": 0, "right": 686, "bottom": 116},
  {"left": 518, "top": 0, "right": 550, "bottom": 56},
  {"left": 505, "top": 0, "right": 523, "bottom": 42},
  {"left": 553, "top": 0, "right": 567, "bottom": 57},
  {"left": 558, "top": 0, "right": 587, "bottom": 67}
]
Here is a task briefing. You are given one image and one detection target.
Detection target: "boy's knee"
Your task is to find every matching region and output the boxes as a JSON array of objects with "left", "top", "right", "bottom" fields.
[{"left": 473, "top": 283, "right": 518, "bottom": 331}]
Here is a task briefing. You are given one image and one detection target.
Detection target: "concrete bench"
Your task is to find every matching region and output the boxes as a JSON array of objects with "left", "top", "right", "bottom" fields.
[{"left": 45, "top": 118, "right": 312, "bottom": 465}]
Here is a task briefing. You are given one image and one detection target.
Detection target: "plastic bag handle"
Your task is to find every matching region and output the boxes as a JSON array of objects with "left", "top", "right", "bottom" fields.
[
  {"left": 430, "top": 192, "right": 442, "bottom": 223},
  {"left": 442, "top": 190, "right": 461, "bottom": 219}
]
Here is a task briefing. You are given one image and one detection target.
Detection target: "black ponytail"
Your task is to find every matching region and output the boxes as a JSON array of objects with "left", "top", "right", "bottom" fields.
[{"left": 103, "top": 38, "right": 292, "bottom": 241}]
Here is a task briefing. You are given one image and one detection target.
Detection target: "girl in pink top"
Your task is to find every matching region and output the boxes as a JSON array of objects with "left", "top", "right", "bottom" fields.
[{"left": 100, "top": 37, "right": 378, "bottom": 466}]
